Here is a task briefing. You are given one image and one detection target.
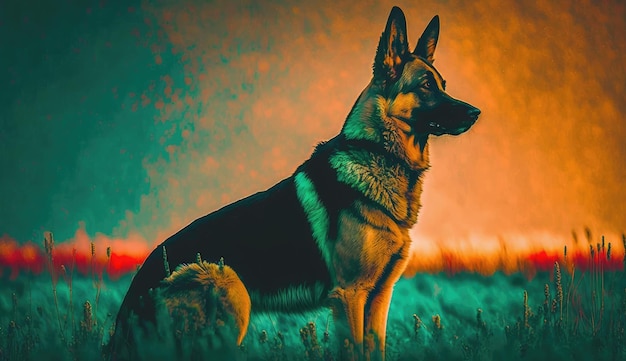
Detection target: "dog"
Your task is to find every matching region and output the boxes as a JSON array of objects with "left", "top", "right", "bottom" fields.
[
  {"left": 111, "top": 6, "right": 480, "bottom": 360},
  {"left": 159, "top": 258, "right": 251, "bottom": 346}
]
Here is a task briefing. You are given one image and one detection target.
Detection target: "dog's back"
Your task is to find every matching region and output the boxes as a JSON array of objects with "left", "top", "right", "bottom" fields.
[{"left": 113, "top": 180, "right": 326, "bottom": 324}]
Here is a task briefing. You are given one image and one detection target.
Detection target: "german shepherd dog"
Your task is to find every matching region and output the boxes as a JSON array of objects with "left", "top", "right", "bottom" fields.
[{"left": 112, "top": 6, "right": 480, "bottom": 360}]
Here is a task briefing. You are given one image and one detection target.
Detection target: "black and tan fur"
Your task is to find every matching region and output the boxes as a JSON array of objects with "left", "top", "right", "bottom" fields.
[
  {"left": 160, "top": 259, "right": 251, "bottom": 346},
  {"left": 111, "top": 6, "right": 480, "bottom": 360}
]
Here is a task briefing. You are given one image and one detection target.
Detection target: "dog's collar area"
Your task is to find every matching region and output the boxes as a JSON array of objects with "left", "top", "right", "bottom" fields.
[
  {"left": 341, "top": 136, "right": 388, "bottom": 154},
  {"left": 339, "top": 135, "right": 428, "bottom": 170}
]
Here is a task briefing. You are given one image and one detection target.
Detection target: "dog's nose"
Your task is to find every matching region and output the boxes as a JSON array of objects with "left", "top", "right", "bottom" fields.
[{"left": 467, "top": 107, "right": 481, "bottom": 120}]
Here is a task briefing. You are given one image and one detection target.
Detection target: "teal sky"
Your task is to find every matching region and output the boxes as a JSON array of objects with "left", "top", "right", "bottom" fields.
[
  {"left": 1, "top": 1, "right": 172, "bottom": 243},
  {"left": 1, "top": 0, "right": 625, "bottom": 264}
]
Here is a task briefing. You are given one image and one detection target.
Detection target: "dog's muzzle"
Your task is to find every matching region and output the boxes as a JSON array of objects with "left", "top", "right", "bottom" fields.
[{"left": 427, "top": 101, "right": 480, "bottom": 136}]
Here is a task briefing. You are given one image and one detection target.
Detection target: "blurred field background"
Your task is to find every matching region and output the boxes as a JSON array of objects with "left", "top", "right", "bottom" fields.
[{"left": 1, "top": 0, "right": 625, "bottom": 359}]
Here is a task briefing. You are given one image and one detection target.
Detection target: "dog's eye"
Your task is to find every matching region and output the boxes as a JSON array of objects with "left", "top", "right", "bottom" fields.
[{"left": 421, "top": 80, "right": 432, "bottom": 89}]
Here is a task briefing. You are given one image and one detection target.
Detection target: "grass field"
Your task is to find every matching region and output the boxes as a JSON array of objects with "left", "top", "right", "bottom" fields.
[{"left": 1, "top": 234, "right": 625, "bottom": 361}]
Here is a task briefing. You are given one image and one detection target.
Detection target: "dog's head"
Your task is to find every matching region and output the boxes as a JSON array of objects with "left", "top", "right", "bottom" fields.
[
  {"left": 343, "top": 7, "right": 480, "bottom": 156},
  {"left": 375, "top": 7, "right": 480, "bottom": 136}
]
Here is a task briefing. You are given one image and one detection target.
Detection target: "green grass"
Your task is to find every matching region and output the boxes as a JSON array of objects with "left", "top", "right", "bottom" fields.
[{"left": 1, "top": 237, "right": 625, "bottom": 361}]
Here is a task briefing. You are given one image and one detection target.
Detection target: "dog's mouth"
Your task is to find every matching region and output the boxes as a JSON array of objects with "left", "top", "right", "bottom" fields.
[
  {"left": 420, "top": 103, "right": 481, "bottom": 136},
  {"left": 401, "top": 118, "right": 475, "bottom": 136},
  {"left": 427, "top": 119, "right": 476, "bottom": 136}
]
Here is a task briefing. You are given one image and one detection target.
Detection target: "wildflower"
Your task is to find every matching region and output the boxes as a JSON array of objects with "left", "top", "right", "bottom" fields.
[
  {"left": 432, "top": 314, "right": 442, "bottom": 329},
  {"left": 554, "top": 262, "right": 563, "bottom": 320},
  {"left": 44, "top": 232, "right": 54, "bottom": 263},
  {"left": 308, "top": 322, "right": 319, "bottom": 345},
  {"left": 81, "top": 301, "right": 93, "bottom": 333},
  {"left": 413, "top": 314, "right": 422, "bottom": 338},
  {"left": 602, "top": 236, "right": 605, "bottom": 252},
  {"left": 523, "top": 290, "right": 530, "bottom": 328},
  {"left": 300, "top": 327, "right": 310, "bottom": 347},
  {"left": 432, "top": 314, "right": 443, "bottom": 343},
  {"left": 476, "top": 308, "right": 487, "bottom": 332}
]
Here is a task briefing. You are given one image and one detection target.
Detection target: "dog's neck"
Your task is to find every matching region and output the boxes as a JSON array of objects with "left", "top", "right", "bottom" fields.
[
  {"left": 332, "top": 84, "right": 430, "bottom": 227},
  {"left": 341, "top": 83, "right": 431, "bottom": 172}
]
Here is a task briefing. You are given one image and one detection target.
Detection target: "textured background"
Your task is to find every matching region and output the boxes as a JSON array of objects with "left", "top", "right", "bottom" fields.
[{"left": 1, "top": 0, "right": 625, "bottom": 272}]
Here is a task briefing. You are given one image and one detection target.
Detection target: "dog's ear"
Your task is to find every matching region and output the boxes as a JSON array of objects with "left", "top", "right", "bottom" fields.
[
  {"left": 373, "top": 6, "right": 410, "bottom": 85},
  {"left": 413, "top": 15, "right": 439, "bottom": 63}
]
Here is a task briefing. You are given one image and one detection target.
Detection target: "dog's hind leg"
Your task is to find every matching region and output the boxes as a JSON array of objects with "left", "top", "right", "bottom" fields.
[
  {"left": 329, "top": 286, "right": 369, "bottom": 359},
  {"left": 161, "top": 260, "right": 252, "bottom": 346}
]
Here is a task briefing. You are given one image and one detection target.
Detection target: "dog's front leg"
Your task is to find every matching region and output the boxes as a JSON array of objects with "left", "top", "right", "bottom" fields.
[
  {"left": 364, "top": 252, "right": 410, "bottom": 361},
  {"left": 363, "top": 287, "right": 394, "bottom": 361},
  {"left": 329, "top": 286, "right": 369, "bottom": 360}
]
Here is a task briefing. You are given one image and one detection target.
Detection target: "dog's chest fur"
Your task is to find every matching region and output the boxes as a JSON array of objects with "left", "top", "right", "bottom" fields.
[{"left": 294, "top": 135, "right": 427, "bottom": 291}]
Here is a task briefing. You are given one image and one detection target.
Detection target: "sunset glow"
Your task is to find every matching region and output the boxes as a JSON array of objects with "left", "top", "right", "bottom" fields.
[
  {"left": 0, "top": 231, "right": 149, "bottom": 280},
  {"left": 1, "top": 232, "right": 623, "bottom": 281}
]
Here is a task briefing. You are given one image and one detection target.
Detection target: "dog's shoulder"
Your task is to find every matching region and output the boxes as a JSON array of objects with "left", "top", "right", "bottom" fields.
[{"left": 295, "top": 134, "right": 423, "bottom": 228}]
